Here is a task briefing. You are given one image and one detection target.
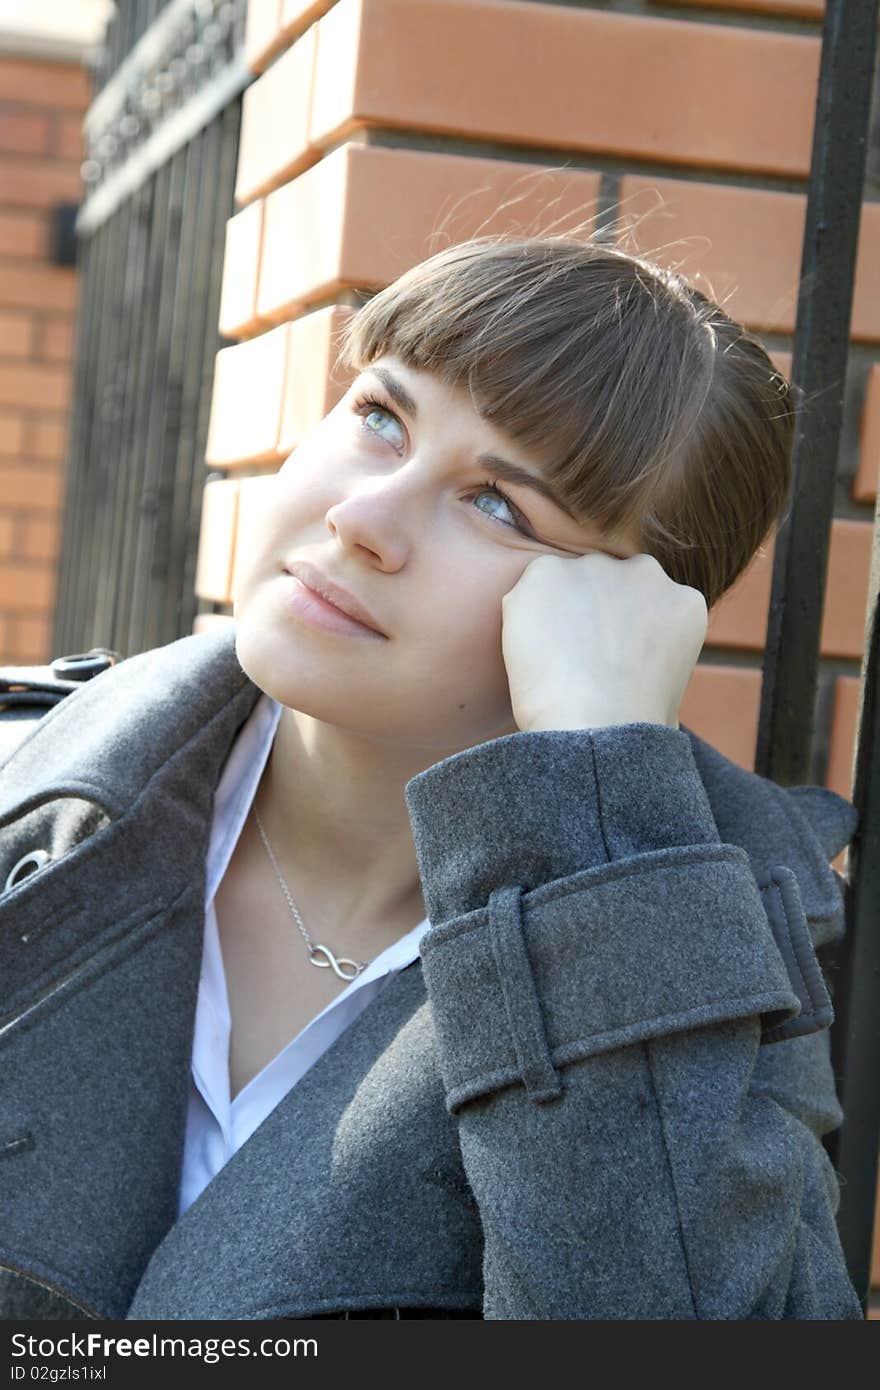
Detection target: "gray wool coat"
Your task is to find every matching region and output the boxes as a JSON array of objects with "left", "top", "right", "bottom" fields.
[{"left": 0, "top": 627, "right": 864, "bottom": 1320}]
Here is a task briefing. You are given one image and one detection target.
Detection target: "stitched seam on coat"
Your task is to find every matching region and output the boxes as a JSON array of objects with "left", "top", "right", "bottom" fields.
[
  {"left": 768, "top": 878, "right": 812, "bottom": 1013},
  {"left": 643, "top": 1041, "right": 700, "bottom": 1318},
  {"left": 587, "top": 735, "right": 612, "bottom": 863},
  {"left": 420, "top": 846, "right": 747, "bottom": 949}
]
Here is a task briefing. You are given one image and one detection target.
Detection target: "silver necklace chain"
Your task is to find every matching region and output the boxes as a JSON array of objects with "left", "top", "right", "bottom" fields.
[{"left": 252, "top": 803, "right": 368, "bottom": 982}]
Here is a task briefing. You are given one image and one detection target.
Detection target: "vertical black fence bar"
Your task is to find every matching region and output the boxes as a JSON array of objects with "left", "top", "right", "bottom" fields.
[
  {"left": 158, "top": 102, "right": 238, "bottom": 644},
  {"left": 91, "top": 181, "right": 152, "bottom": 648},
  {"left": 59, "top": 0, "right": 249, "bottom": 658},
  {"left": 751, "top": 0, "right": 880, "bottom": 1313}
]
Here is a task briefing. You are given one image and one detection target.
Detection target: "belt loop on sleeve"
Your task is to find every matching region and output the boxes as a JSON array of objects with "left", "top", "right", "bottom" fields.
[{"left": 487, "top": 884, "right": 564, "bottom": 1104}]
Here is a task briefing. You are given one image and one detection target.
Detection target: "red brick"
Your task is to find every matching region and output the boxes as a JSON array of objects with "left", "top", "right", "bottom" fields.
[
  {"left": 827, "top": 674, "right": 860, "bottom": 805},
  {"left": 195, "top": 478, "right": 240, "bottom": 602},
  {"left": 6, "top": 612, "right": 52, "bottom": 663},
  {"left": 257, "top": 144, "right": 602, "bottom": 326},
  {"left": 36, "top": 316, "right": 74, "bottom": 363},
  {"left": 0, "top": 562, "right": 55, "bottom": 611},
  {"left": 0, "top": 309, "right": 34, "bottom": 358},
  {"left": 679, "top": 662, "right": 762, "bottom": 772},
  {"left": 0, "top": 362, "right": 70, "bottom": 412},
  {"left": 0, "top": 263, "right": 77, "bottom": 313},
  {"left": 0, "top": 107, "right": 52, "bottom": 157},
  {"left": 0, "top": 210, "right": 45, "bottom": 259},
  {"left": 650, "top": 0, "right": 824, "bottom": 20},
  {"left": 0, "top": 462, "right": 63, "bottom": 510},
  {"left": 278, "top": 305, "right": 354, "bottom": 455},
  {"left": 0, "top": 513, "right": 15, "bottom": 558},
  {"left": 206, "top": 324, "right": 290, "bottom": 466},
  {"left": 218, "top": 199, "right": 264, "bottom": 338},
  {"left": 23, "top": 416, "right": 67, "bottom": 462},
  {"left": 192, "top": 611, "right": 236, "bottom": 635},
  {"left": 206, "top": 307, "right": 355, "bottom": 466},
  {"left": 17, "top": 514, "right": 59, "bottom": 563},
  {"left": 855, "top": 363, "right": 880, "bottom": 503},
  {"left": 0, "top": 409, "right": 24, "bottom": 455},
  {"left": 54, "top": 112, "right": 84, "bottom": 162},
  {"left": 281, "top": 0, "right": 335, "bottom": 36},
  {"left": 303, "top": 1, "right": 819, "bottom": 183},
  {"left": 707, "top": 519, "right": 872, "bottom": 660},
  {"left": 236, "top": 25, "right": 318, "bottom": 204},
  {"left": 245, "top": 0, "right": 286, "bottom": 76},
  {"left": 0, "top": 58, "right": 92, "bottom": 111},
  {"left": 0, "top": 158, "right": 83, "bottom": 209},
  {"left": 618, "top": 175, "right": 880, "bottom": 341},
  {"left": 231, "top": 475, "right": 279, "bottom": 599}
]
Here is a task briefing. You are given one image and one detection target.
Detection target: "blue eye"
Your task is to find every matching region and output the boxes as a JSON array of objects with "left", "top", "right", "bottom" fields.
[{"left": 351, "top": 391, "right": 533, "bottom": 538}]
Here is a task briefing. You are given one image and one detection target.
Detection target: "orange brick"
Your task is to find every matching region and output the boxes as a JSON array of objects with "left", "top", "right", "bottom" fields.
[
  {"left": 231, "top": 474, "right": 278, "bottom": 598},
  {"left": 17, "top": 514, "right": 59, "bottom": 563},
  {"left": 652, "top": 0, "right": 824, "bottom": 20},
  {"left": 0, "top": 362, "right": 70, "bottom": 412},
  {"left": 0, "top": 58, "right": 92, "bottom": 111},
  {"left": 305, "top": 1, "right": 818, "bottom": 182},
  {"left": 0, "top": 309, "right": 34, "bottom": 358},
  {"left": 257, "top": 144, "right": 602, "bottom": 326},
  {"left": 0, "top": 263, "right": 77, "bottom": 313},
  {"left": 0, "top": 107, "right": 52, "bottom": 157},
  {"left": 195, "top": 477, "right": 240, "bottom": 602},
  {"left": 707, "top": 519, "right": 872, "bottom": 660},
  {"left": 36, "top": 316, "right": 74, "bottom": 362},
  {"left": 242, "top": 1, "right": 822, "bottom": 211},
  {"left": 218, "top": 199, "right": 264, "bottom": 338},
  {"left": 206, "top": 307, "right": 355, "bottom": 466},
  {"left": 206, "top": 324, "right": 290, "bottom": 466},
  {"left": 0, "top": 209, "right": 45, "bottom": 258},
  {"left": 618, "top": 175, "right": 880, "bottom": 342},
  {"left": 54, "top": 112, "right": 84, "bottom": 162},
  {"left": 679, "top": 662, "right": 762, "bottom": 772},
  {"left": 7, "top": 612, "right": 52, "bottom": 663},
  {"left": 0, "top": 158, "right": 83, "bottom": 209},
  {"left": 236, "top": 24, "right": 318, "bottom": 204},
  {"left": 0, "top": 513, "right": 15, "bottom": 558},
  {"left": 24, "top": 416, "right": 67, "bottom": 462},
  {"left": 0, "top": 462, "right": 63, "bottom": 510},
  {"left": 281, "top": 0, "right": 335, "bottom": 35},
  {"left": 0, "top": 562, "right": 54, "bottom": 611},
  {"left": 0, "top": 409, "right": 24, "bottom": 455},
  {"left": 278, "top": 304, "right": 355, "bottom": 454},
  {"left": 827, "top": 674, "right": 861, "bottom": 804},
  {"left": 192, "top": 611, "right": 236, "bottom": 635},
  {"left": 855, "top": 363, "right": 880, "bottom": 503},
  {"left": 245, "top": 0, "right": 286, "bottom": 75}
]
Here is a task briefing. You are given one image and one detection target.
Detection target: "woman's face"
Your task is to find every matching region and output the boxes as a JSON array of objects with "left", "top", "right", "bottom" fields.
[{"left": 233, "top": 354, "right": 639, "bottom": 752}]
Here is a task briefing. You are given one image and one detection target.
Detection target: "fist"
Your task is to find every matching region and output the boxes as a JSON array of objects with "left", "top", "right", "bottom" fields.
[{"left": 501, "top": 552, "right": 708, "bottom": 734}]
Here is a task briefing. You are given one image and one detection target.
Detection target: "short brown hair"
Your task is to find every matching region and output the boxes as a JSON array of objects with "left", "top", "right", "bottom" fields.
[{"left": 335, "top": 234, "right": 795, "bottom": 610}]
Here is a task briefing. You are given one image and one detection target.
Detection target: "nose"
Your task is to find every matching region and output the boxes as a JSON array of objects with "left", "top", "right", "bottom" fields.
[{"left": 325, "top": 469, "right": 421, "bottom": 570}]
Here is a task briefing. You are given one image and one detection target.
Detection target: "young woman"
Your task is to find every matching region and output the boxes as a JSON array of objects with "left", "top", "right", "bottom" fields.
[{"left": 0, "top": 235, "right": 863, "bottom": 1319}]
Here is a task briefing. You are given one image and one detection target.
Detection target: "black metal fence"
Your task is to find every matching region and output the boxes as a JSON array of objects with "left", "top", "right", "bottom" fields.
[{"left": 54, "top": 0, "right": 247, "bottom": 657}]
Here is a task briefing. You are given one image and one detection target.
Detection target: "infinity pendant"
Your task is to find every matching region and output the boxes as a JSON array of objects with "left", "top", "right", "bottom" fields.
[{"left": 309, "top": 943, "right": 364, "bottom": 981}]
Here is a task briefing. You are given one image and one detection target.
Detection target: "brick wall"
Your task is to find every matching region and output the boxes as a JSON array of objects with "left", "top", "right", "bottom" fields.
[
  {"left": 192, "top": 0, "right": 880, "bottom": 1311},
  {"left": 0, "top": 54, "right": 88, "bottom": 666}
]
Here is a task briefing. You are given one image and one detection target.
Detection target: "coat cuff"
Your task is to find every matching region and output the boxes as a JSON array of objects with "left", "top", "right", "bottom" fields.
[{"left": 405, "top": 724, "right": 802, "bottom": 1112}]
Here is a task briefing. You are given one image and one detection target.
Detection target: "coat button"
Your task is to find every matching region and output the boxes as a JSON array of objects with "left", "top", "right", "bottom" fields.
[{"left": 4, "top": 849, "right": 51, "bottom": 894}]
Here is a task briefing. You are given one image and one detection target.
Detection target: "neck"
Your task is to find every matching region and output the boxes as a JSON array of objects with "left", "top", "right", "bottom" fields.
[{"left": 254, "top": 705, "right": 452, "bottom": 951}]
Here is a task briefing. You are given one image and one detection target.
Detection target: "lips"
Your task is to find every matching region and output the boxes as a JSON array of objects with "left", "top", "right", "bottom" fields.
[{"left": 284, "top": 561, "right": 386, "bottom": 636}]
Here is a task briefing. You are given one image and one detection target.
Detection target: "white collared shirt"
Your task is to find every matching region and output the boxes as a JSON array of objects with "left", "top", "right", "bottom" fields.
[{"left": 177, "top": 693, "right": 430, "bottom": 1219}]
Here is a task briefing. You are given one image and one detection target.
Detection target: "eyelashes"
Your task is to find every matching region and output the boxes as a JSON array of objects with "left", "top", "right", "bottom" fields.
[{"left": 350, "top": 391, "right": 534, "bottom": 537}]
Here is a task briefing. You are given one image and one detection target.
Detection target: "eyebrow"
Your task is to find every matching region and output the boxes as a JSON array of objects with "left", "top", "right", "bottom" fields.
[{"left": 365, "top": 365, "right": 582, "bottom": 524}]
